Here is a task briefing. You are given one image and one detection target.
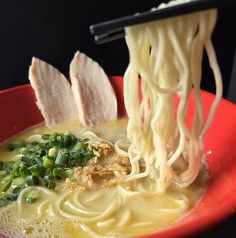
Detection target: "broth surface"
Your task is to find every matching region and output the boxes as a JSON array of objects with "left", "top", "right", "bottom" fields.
[{"left": 0, "top": 118, "right": 208, "bottom": 238}]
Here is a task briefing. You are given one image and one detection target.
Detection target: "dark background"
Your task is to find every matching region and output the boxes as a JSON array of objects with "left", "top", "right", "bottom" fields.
[
  {"left": 0, "top": 0, "right": 236, "bottom": 100},
  {"left": 0, "top": 1, "right": 236, "bottom": 237}
]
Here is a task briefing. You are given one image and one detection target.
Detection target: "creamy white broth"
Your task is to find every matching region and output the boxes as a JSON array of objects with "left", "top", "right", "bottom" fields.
[{"left": 0, "top": 118, "right": 207, "bottom": 238}]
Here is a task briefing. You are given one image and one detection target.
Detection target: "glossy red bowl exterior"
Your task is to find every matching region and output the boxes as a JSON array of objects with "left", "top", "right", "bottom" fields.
[{"left": 1, "top": 76, "right": 236, "bottom": 238}]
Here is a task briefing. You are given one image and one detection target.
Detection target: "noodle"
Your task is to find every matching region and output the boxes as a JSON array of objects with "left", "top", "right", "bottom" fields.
[
  {"left": 123, "top": 1, "right": 222, "bottom": 191},
  {"left": 0, "top": 1, "right": 221, "bottom": 237},
  {"left": 0, "top": 119, "right": 207, "bottom": 237}
]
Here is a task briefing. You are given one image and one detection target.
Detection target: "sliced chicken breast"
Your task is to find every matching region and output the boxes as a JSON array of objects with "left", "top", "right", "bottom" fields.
[
  {"left": 29, "top": 57, "right": 78, "bottom": 127},
  {"left": 70, "top": 51, "right": 117, "bottom": 127}
]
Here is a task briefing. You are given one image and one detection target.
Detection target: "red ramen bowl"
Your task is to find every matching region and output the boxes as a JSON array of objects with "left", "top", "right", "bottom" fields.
[{"left": 0, "top": 76, "right": 236, "bottom": 238}]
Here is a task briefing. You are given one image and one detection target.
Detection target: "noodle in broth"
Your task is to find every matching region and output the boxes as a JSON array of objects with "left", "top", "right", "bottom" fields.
[{"left": 0, "top": 119, "right": 207, "bottom": 238}]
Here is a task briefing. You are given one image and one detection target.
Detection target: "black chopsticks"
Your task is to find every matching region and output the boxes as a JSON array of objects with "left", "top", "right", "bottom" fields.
[{"left": 89, "top": 0, "right": 235, "bottom": 44}]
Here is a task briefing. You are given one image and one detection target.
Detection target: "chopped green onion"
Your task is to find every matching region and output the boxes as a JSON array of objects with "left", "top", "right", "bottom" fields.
[
  {"left": 28, "top": 164, "right": 46, "bottom": 177},
  {"left": 1, "top": 131, "right": 100, "bottom": 207},
  {"left": 67, "top": 157, "right": 77, "bottom": 167},
  {"left": 45, "top": 180, "right": 56, "bottom": 189},
  {"left": 43, "top": 156, "right": 55, "bottom": 169},
  {"left": 0, "top": 198, "right": 10, "bottom": 207},
  {"left": 3, "top": 180, "right": 13, "bottom": 192},
  {"left": 12, "top": 186, "right": 23, "bottom": 194},
  {"left": 6, "top": 141, "right": 27, "bottom": 152},
  {"left": 4, "top": 161, "right": 15, "bottom": 169},
  {"left": 64, "top": 169, "right": 76, "bottom": 181},
  {"left": 64, "top": 168, "right": 74, "bottom": 178},
  {"left": 13, "top": 177, "right": 25, "bottom": 187},
  {"left": 74, "top": 141, "right": 87, "bottom": 150},
  {"left": 55, "top": 153, "right": 68, "bottom": 166},
  {"left": 2, "top": 174, "right": 12, "bottom": 182},
  {"left": 33, "top": 155, "right": 43, "bottom": 166},
  {"left": 25, "top": 175, "right": 39, "bottom": 186},
  {"left": 20, "top": 147, "right": 30, "bottom": 155},
  {"left": 52, "top": 167, "right": 64, "bottom": 180},
  {"left": 30, "top": 141, "right": 39, "bottom": 146},
  {"left": 61, "top": 132, "right": 76, "bottom": 147},
  {"left": 21, "top": 156, "right": 30, "bottom": 164},
  {"left": 25, "top": 191, "right": 39, "bottom": 203},
  {"left": 4, "top": 193, "right": 18, "bottom": 201},
  {"left": 0, "top": 170, "right": 6, "bottom": 176},
  {"left": 19, "top": 161, "right": 28, "bottom": 176},
  {"left": 12, "top": 160, "right": 21, "bottom": 177},
  {"left": 41, "top": 134, "right": 50, "bottom": 140},
  {"left": 48, "top": 148, "right": 58, "bottom": 158}
]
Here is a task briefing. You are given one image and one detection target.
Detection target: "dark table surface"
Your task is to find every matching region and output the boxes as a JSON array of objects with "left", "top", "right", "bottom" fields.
[
  {"left": 1, "top": 0, "right": 236, "bottom": 99},
  {"left": 191, "top": 212, "right": 236, "bottom": 238}
]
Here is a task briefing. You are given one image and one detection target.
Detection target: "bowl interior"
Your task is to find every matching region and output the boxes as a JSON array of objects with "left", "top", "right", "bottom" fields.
[{"left": 1, "top": 76, "right": 236, "bottom": 237}]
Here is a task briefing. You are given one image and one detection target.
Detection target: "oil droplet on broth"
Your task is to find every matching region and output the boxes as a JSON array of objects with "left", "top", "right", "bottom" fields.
[{"left": 23, "top": 227, "right": 34, "bottom": 234}]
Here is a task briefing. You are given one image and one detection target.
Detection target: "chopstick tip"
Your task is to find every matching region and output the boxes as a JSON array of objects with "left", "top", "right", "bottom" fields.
[{"left": 89, "top": 25, "right": 95, "bottom": 35}]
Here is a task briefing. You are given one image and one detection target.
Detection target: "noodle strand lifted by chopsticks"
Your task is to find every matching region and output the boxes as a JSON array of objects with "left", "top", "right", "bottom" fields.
[{"left": 123, "top": 3, "right": 222, "bottom": 192}]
